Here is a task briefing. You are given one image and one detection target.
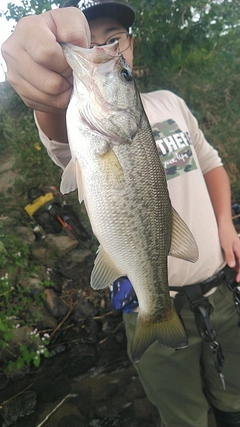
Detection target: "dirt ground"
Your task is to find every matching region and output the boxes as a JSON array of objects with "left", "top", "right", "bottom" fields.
[{"left": 0, "top": 155, "right": 17, "bottom": 194}]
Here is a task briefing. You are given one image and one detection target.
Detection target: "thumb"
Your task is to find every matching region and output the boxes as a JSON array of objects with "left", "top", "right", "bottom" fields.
[
  {"left": 49, "top": 7, "right": 91, "bottom": 47},
  {"left": 21, "top": 8, "right": 91, "bottom": 79}
]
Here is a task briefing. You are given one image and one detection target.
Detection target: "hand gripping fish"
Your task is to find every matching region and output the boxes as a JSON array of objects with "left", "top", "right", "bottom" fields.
[{"left": 61, "top": 41, "right": 199, "bottom": 363}]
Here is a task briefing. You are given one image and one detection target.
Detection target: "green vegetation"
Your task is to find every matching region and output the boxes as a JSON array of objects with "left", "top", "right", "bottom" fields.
[{"left": 0, "top": 230, "right": 51, "bottom": 372}]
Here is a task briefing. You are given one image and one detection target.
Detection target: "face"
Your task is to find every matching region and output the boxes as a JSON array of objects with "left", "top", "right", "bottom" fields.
[{"left": 89, "top": 17, "right": 134, "bottom": 68}]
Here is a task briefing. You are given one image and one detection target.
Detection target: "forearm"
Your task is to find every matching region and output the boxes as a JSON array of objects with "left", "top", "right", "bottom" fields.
[
  {"left": 204, "top": 166, "right": 232, "bottom": 227},
  {"left": 204, "top": 166, "right": 240, "bottom": 279},
  {"left": 35, "top": 110, "right": 68, "bottom": 143}
]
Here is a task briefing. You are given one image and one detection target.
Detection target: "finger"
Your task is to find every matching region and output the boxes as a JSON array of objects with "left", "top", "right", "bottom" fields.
[
  {"left": 2, "top": 7, "right": 90, "bottom": 101},
  {"left": 6, "top": 50, "right": 71, "bottom": 94},
  {"left": 223, "top": 240, "right": 235, "bottom": 266},
  {"left": 22, "top": 88, "right": 73, "bottom": 113},
  {"left": 224, "top": 241, "right": 240, "bottom": 282},
  {"left": 12, "top": 73, "right": 73, "bottom": 112},
  {"left": 232, "top": 242, "right": 240, "bottom": 282},
  {"left": 19, "top": 8, "right": 90, "bottom": 75}
]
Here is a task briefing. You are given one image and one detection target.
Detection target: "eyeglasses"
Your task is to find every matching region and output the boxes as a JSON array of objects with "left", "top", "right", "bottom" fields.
[{"left": 90, "top": 31, "right": 132, "bottom": 54}]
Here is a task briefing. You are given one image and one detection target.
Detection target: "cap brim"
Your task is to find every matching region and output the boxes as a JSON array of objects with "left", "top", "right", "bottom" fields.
[{"left": 82, "top": 2, "right": 135, "bottom": 30}]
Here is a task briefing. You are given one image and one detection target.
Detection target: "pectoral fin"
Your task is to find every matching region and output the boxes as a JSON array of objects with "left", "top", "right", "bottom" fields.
[
  {"left": 91, "top": 245, "right": 123, "bottom": 290},
  {"left": 169, "top": 207, "right": 199, "bottom": 262},
  {"left": 60, "top": 159, "right": 84, "bottom": 203},
  {"left": 101, "top": 149, "right": 125, "bottom": 190}
]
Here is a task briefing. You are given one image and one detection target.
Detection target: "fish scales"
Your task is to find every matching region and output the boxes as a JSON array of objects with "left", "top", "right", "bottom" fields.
[{"left": 61, "top": 42, "right": 199, "bottom": 362}]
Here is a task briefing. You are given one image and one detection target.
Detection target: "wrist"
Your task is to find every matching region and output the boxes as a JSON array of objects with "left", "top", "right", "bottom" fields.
[{"left": 35, "top": 110, "right": 68, "bottom": 143}]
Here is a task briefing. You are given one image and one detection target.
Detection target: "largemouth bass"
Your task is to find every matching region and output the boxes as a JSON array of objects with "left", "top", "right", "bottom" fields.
[{"left": 61, "top": 42, "right": 199, "bottom": 362}]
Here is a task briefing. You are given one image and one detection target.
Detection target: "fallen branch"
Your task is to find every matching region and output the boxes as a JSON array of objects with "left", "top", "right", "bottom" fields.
[
  {"left": 92, "top": 311, "right": 114, "bottom": 319},
  {"left": 36, "top": 393, "right": 77, "bottom": 427},
  {"left": 50, "top": 301, "right": 77, "bottom": 342},
  {"left": 99, "top": 321, "right": 123, "bottom": 345},
  {"left": 0, "top": 383, "right": 33, "bottom": 408},
  {"left": 232, "top": 213, "right": 240, "bottom": 220}
]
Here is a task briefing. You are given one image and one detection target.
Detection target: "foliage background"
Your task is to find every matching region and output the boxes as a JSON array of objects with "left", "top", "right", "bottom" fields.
[{"left": 1, "top": 0, "right": 240, "bottom": 204}]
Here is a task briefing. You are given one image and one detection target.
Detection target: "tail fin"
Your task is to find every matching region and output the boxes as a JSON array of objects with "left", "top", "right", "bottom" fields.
[{"left": 130, "top": 308, "right": 188, "bottom": 363}]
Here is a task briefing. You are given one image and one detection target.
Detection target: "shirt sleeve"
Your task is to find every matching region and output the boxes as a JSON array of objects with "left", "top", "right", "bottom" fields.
[
  {"left": 34, "top": 111, "right": 71, "bottom": 170},
  {"left": 177, "top": 97, "right": 223, "bottom": 174}
]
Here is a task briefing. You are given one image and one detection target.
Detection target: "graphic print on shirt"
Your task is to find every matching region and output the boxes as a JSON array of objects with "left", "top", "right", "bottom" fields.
[{"left": 152, "top": 119, "right": 197, "bottom": 181}]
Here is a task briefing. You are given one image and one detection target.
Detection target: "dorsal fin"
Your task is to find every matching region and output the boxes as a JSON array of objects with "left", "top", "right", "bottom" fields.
[{"left": 169, "top": 207, "right": 199, "bottom": 263}]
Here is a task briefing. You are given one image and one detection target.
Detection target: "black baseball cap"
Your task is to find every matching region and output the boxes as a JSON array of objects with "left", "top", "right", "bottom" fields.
[
  {"left": 62, "top": 0, "right": 135, "bottom": 30},
  {"left": 82, "top": 2, "right": 135, "bottom": 31},
  {"left": 62, "top": 1, "right": 135, "bottom": 31}
]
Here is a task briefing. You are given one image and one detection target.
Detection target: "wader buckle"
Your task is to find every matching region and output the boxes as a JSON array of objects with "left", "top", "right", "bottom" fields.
[
  {"left": 190, "top": 300, "right": 216, "bottom": 342},
  {"left": 211, "top": 341, "right": 226, "bottom": 390},
  {"left": 187, "top": 295, "right": 226, "bottom": 390},
  {"left": 227, "top": 281, "right": 240, "bottom": 314},
  {"left": 211, "top": 341, "right": 225, "bottom": 373}
]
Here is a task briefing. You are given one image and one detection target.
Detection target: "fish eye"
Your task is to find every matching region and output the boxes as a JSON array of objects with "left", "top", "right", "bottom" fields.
[{"left": 121, "top": 68, "right": 133, "bottom": 82}]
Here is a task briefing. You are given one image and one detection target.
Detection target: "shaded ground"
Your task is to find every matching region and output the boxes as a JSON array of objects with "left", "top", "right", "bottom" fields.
[{"left": 0, "top": 334, "right": 217, "bottom": 427}]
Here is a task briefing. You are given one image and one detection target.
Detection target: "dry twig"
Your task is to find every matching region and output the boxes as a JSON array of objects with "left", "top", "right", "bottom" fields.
[
  {"left": 0, "top": 383, "right": 33, "bottom": 408},
  {"left": 50, "top": 301, "right": 77, "bottom": 341},
  {"left": 36, "top": 393, "right": 77, "bottom": 427},
  {"left": 99, "top": 321, "right": 123, "bottom": 345}
]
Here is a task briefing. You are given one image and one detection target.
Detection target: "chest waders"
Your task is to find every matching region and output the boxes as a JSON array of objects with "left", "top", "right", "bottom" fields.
[{"left": 169, "top": 265, "right": 238, "bottom": 391}]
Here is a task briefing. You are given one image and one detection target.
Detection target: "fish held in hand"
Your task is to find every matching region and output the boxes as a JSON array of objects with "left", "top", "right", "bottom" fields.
[{"left": 60, "top": 42, "right": 199, "bottom": 362}]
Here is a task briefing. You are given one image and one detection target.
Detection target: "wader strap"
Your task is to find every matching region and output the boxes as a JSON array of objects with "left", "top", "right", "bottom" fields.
[
  {"left": 169, "top": 265, "right": 236, "bottom": 315},
  {"left": 225, "top": 266, "right": 240, "bottom": 318},
  {"left": 169, "top": 267, "right": 232, "bottom": 390}
]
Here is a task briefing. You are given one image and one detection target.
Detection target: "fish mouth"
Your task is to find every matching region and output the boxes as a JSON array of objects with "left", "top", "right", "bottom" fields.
[{"left": 61, "top": 40, "right": 121, "bottom": 64}]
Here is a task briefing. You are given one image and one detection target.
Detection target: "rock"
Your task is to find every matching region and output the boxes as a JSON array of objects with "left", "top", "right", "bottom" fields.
[
  {"left": 63, "top": 343, "right": 99, "bottom": 378},
  {"left": 58, "top": 414, "right": 89, "bottom": 427},
  {"left": 0, "top": 390, "right": 37, "bottom": 427},
  {"left": 124, "top": 377, "right": 146, "bottom": 400},
  {"left": 11, "top": 325, "right": 33, "bottom": 344},
  {"left": 64, "top": 317, "right": 99, "bottom": 344},
  {"left": 0, "top": 325, "right": 44, "bottom": 367},
  {"left": 23, "top": 277, "right": 44, "bottom": 295},
  {"left": 73, "top": 298, "right": 98, "bottom": 319},
  {"left": 133, "top": 397, "right": 159, "bottom": 421},
  {"left": 0, "top": 373, "right": 8, "bottom": 390},
  {"left": 15, "top": 226, "right": 36, "bottom": 245},
  {"left": 90, "top": 417, "right": 155, "bottom": 427},
  {"left": 115, "top": 329, "right": 127, "bottom": 345},
  {"left": 46, "top": 234, "right": 79, "bottom": 256},
  {"left": 31, "top": 244, "right": 48, "bottom": 263},
  {"left": 48, "top": 343, "right": 67, "bottom": 358},
  {"left": 94, "top": 395, "right": 130, "bottom": 419},
  {"left": 43, "top": 288, "right": 69, "bottom": 318},
  {"left": 9, "top": 412, "right": 36, "bottom": 427},
  {"left": 30, "top": 235, "right": 79, "bottom": 266},
  {"left": 66, "top": 248, "right": 93, "bottom": 264},
  {"left": 33, "top": 375, "right": 71, "bottom": 403},
  {"left": 58, "top": 249, "right": 94, "bottom": 280},
  {"left": 32, "top": 306, "right": 58, "bottom": 329}
]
